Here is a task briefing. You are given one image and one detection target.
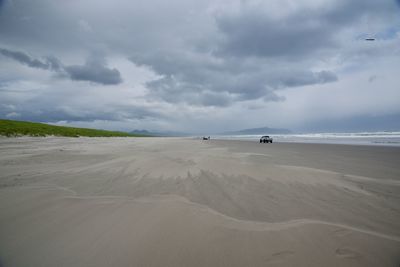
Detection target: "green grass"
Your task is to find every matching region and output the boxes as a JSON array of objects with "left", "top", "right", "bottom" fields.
[{"left": 0, "top": 119, "right": 149, "bottom": 137}]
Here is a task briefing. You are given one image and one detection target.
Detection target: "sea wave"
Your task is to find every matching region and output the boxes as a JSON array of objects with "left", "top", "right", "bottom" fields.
[{"left": 212, "top": 132, "right": 400, "bottom": 147}]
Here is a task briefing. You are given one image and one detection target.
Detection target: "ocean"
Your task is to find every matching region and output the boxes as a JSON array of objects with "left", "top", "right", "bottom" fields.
[{"left": 212, "top": 132, "right": 400, "bottom": 147}]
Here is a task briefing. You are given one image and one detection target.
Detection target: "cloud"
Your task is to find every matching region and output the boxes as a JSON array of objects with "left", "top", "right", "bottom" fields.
[
  {"left": 279, "top": 70, "right": 338, "bottom": 88},
  {"left": 128, "top": 0, "right": 400, "bottom": 107},
  {"left": 215, "top": 0, "right": 400, "bottom": 58},
  {"left": 0, "top": 85, "right": 161, "bottom": 123},
  {"left": 0, "top": 48, "right": 122, "bottom": 85},
  {"left": 0, "top": 0, "right": 400, "bottom": 132},
  {"left": 368, "top": 75, "right": 377, "bottom": 83},
  {"left": 78, "top": 19, "right": 92, "bottom": 32},
  {"left": 0, "top": 48, "right": 53, "bottom": 70},
  {"left": 64, "top": 57, "right": 122, "bottom": 85},
  {"left": 215, "top": 9, "right": 334, "bottom": 58},
  {"left": 131, "top": 50, "right": 337, "bottom": 107}
]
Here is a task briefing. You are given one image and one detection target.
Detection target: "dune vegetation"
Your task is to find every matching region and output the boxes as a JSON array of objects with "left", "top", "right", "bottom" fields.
[{"left": 0, "top": 119, "right": 148, "bottom": 137}]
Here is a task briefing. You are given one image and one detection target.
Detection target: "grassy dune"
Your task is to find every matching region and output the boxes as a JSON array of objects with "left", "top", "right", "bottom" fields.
[{"left": 0, "top": 119, "right": 148, "bottom": 137}]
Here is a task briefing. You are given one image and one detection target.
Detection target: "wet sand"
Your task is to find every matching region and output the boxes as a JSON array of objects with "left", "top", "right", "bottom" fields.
[{"left": 0, "top": 137, "right": 399, "bottom": 266}]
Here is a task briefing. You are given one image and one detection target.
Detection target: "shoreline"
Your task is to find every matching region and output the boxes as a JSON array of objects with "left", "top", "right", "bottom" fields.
[
  {"left": 210, "top": 135, "right": 400, "bottom": 147},
  {"left": 210, "top": 137, "right": 400, "bottom": 147}
]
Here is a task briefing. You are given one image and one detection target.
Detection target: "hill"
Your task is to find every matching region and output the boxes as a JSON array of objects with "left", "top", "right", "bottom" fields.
[
  {"left": 221, "top": 126, "right": 292, "bottom": 135},
  {"left": 0, "top": 119, "right": 148, "bottom": 137}
]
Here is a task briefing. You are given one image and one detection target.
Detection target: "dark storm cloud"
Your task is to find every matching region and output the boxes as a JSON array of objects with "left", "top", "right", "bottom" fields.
[
  {"left": 0, "top": 99, "right": 161, "bottom": 123},
  {"left": 0, "top": 48, "right": 122, "bottom": 85},
  {"left": 0, "top": 48, "right": 53, "bottom": 69},
  {"left": 64, "top": 57, "right": 122, "bottom": 85},
  {"left": 132, "top": 52, "right": 337, "bottom": 106},
  {"left": 215, "top": 0, "right": 399, "bottom": 58},
  {"left": 127, "top": 0, "right": 399, "bottom": 107},
  {"left": 145, "top": 76, "right": 233, "bottom": 107},
  {"left": 130, "top": 0, "right": 400, "bottom": 106},
  {"left": 215, "top": 11, "right": 334, "bottom": 58},
  {"left": 279, "top": 71, "right": 338, "bottom": 88}
]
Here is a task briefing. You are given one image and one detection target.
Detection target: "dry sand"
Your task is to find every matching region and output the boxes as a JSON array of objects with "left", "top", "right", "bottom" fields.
[{"left": 0, "top": 137, "right": 399, "bottom": 266}]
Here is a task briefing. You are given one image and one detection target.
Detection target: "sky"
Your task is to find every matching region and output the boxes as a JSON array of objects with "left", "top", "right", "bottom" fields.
[{"left": 0, "top": 0, "right": 400, "bottom": 133}]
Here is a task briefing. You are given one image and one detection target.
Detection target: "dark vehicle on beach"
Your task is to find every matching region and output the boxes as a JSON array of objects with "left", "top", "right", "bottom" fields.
[{"left": 260, "top": 135, "right": 273, "bottom": 143}]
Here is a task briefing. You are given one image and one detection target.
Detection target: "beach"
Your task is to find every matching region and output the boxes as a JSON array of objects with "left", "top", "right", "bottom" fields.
[{"left": 0, "top": 137, "right": 399, "bottom": 267}]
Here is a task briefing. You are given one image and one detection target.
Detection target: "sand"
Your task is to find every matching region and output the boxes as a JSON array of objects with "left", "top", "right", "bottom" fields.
[{"left": 0, "top": 137, "right": 399, "bottom": 267}]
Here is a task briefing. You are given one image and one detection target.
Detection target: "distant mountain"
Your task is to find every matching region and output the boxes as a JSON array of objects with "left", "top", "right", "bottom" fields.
[
  {"left": 130, "top": 130, "right": 154, "bottom": 135},
  {"left": 130, "top": 130, "right": 190, "bottom": 137},
  {"left": 221, "top": 126, "right": 292, "bottom": 135}
]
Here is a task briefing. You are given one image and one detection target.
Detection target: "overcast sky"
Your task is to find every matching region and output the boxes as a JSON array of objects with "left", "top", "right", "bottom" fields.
[{"left": 1, "top": 0, "right": 399, "bottom": 133}]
